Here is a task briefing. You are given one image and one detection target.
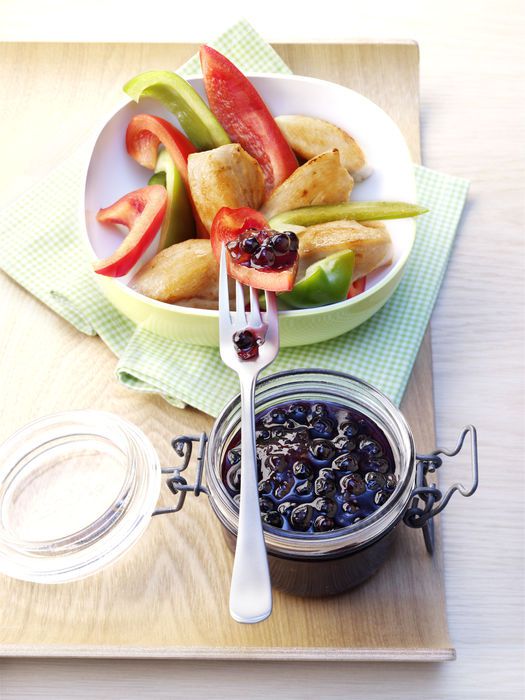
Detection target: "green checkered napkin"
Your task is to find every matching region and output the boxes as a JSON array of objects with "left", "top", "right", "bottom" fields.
[{"left": 0, "top": 20, "right": 469, "bottom": 416}]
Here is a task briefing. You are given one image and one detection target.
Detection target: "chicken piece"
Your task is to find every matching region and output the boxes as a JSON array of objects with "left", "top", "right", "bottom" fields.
[
  {"left": 276, "top": 115, "right": 371, "bottom": 182},
  {"left": 188, "top": 143, "right": 265, "bottom": 234},
  {"left": 298, "top": 220, "right": 392, "bottom": 280},
  {"left": 260, "top": 150, "right": 353, "bottom": 220},
  {"left": 131, "top": 239, "right": 219, "bottom": 306}
]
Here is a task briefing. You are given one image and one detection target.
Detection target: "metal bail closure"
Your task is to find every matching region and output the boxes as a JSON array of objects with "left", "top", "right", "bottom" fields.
[
  {"left": 152, "top": 433, "right": 209, "bottom": 516},
  {"left": 403, "top": 425, "right": 479, "bottom": 554}
]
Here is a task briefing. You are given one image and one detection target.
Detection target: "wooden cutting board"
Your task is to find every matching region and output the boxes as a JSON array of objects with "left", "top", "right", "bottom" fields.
[{"left": 0, "top": 41, "right": 452, "bottom": 661}]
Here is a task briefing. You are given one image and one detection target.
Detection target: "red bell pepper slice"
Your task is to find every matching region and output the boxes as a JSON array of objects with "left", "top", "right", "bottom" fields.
[
  {"left": 199, "top": 46, "right": 298, "bottom": 195},
  {"left": 93, "top": 185, "right": 167, "bottom": 277},
  {"left": 347, "top": 276, "right": 367, "bottom": 298},
  {"left": 126, "top": 114, "right": 207, "bottom": 236},
  {"left": 210, "top": 207, "right": 298, "bottom": 292}
]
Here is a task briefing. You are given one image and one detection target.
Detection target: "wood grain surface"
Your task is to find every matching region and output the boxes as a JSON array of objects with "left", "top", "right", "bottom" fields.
[
  {"left": 0, "top": 0, "right": 523, "bottom": 696},
  {"left": 0, "top": 40, "right": 453, "bottom": 662}
]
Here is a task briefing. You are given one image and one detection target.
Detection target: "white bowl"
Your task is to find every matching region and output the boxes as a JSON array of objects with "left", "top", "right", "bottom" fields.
[{"left": 83, "top": 73, "right": 416, "bottom": 347}]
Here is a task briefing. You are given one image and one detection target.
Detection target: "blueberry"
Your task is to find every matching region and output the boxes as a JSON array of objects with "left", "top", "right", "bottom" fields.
[
  {"left": 258, "top": 479, "right": 272, "bottom": 494},
  {"left": 252, "top": 245, "right": 276, "bottom": 269},
  {"left": 292, "top": 459, "right": 313, "bottom": 480},
  {"left": 295, "top": 479, "right": 314, "bottom": 497},
  {"left": 374, "top": 490, "right": 390, "bottom": 506},
  {"left": 257, "top": 428, "right": 271, "bottom": 442},
  {"left": 385, "top": 474, "right": 398, "bottom": 491},
  {"left": 314, "top": 515, "right": 336, "bottom": 532},
  {"left": 274, "top": 477, "right": 293, "bottom": 500},
  {"left": 333, "top": 437, "right": 356, "bottom": 452},
  {"left": 262, "top": 510, "right": 284, "bottom": 528},
  {"left": 365, "top": 457, "right": 390, "bottom": 473},
  {"left": 259, "top": 497, "right": 273, "bottom": 513},
  {"left": 364, "top": 471, "right": 386, "bottom": 491},
  {"left": 309, "top": 439, "right": 336, "bottom": 461},
  {"left": 290, "top": 504, "right": 314, "bottom": 531},
  {"left": 312, "top": 497, "right": 337, "bottom": 517},
  {"left": 340, "top": 473, "right": 366, "bottom": 496},
  {"left": 310, "top": 417, "right": 336, "bottom": 439},
  {"left": 233, "top": 329, "right": 257, "bottom": 352},
  {"left": 226, "top": 465, "right": 241, "bottom": 491},
  {"left": 265, "top": 454, "right": 287, "bottom": 471},
  {"left": 342, "top": 499, "right": 360, "bottom": 514},
  {"left": 341, "top": 420, "right": 359, "bottom": 438},
  {"left": 277, "top": 501, "right": 296, "bottom": 517},
  {"left": 270, "top": 233, "right": 290, "bottom": 255},
  {"left": 287, "top": 403, "right": 309, "bottom": 423},
  {"left": 241, "top": 236, "right": 260, "bottom": 255},
  {"left": 314, "top": 475, "right": 336, "bottom": 497},
  {"left": 226, "top": 448, "right": 241, "bottom": 466},
  {"left": 312, "top": 402, "right": 328, "bottom": 417},
  {"left": 359, "top": 437, "right": 383, "bottom": 458},
  {"left": 287, "top": 231, "right": 299, "bottom": 252},
  {"left": 269, "top": 408, "right": 287, "bottom": 425},
  {"left": 332, "top": 453, "right": 359, "bottom": 472}
]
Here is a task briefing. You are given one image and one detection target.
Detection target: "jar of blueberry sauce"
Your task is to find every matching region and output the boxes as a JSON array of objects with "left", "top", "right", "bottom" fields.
[{"left": 170, "top": 369, "right": 479, "bottom": 597}]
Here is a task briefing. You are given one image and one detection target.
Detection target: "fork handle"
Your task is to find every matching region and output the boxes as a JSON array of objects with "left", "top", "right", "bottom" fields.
[{"left": 229, "top": 374, "right": 272, "bottom": 623}]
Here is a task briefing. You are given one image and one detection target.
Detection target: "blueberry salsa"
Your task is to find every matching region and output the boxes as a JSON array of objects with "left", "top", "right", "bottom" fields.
[
  {"left": 221, "top": 400, "right": 397, "bottom": 534},
  {"left": 226, "top": 228, "right": 298, "bottom": 272}
]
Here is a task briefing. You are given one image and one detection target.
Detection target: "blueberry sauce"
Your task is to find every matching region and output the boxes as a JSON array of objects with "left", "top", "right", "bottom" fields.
[
  {"left": 226, "top": 228, "right": 298, "bottom": 272},
  {"left": 232, "top": 329, "right": 259, "bottom": 360},
  {"left": 221, "top": 400, "right": 397, "bottom": 533}
]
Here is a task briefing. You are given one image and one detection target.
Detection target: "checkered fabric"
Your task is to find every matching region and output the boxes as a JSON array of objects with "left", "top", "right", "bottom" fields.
[{"left": 0, "top": 20, "right": 469, "bottom": 416}]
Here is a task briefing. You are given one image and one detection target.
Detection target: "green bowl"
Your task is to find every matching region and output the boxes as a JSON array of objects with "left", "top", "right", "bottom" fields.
[{"left": 84, "top": 74, "right": 416, "bottom": 347}]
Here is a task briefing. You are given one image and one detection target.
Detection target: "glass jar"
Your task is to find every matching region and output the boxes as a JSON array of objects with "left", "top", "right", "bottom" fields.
[
  {"left": 0, "top": 370, "right": 477, "bottom": 594},
  {"left": 202, "top": 369, "right": 476, "bottom": 596}
]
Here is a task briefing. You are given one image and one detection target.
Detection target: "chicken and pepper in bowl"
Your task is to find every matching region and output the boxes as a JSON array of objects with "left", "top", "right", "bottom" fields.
[{"left": 84, "top": 47, "right": 425, "bottom": 346}]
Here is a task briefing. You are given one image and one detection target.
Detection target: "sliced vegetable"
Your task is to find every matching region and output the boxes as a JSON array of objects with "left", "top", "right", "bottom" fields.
[
  {"left": 188, "top": 143, "right": 265, "bottom": 233},
  {"left": 348, "top": 276, "right": 367, "bottom": 298},
  {"left": 210, "top": 207, "right": 298, "bottom": 292},
  {"left": 150, "top": 149, "right": 194, "bottom": 249},
  {"left": 260, "top": 150, "right": 353, "bottom": 221},
  {"left": 148, "top": 171, "right": 166, "bottom": 187},
  {"left": 126, "top": 113, "right": 207, "bottom": 236},
  {"left": 280, "top": 250, "right": 355, "bottom": 309},
  {"left": 93, "top": 185, "right": 167, "bottom": 277},
  {"left": 199, "top": 45, "right": 297, "bottom": 194},
  {"left": 123, "top": 70, "right": 231, "bottom": 151},
  {"left": 269, "top": 201, "right": 428, "bottom": 230},
  {"left": 276, "top": 115, "right": 371, "bottom": 181},
  {"left": 126, "top": 113, "right": 195, "bottom": 180}
]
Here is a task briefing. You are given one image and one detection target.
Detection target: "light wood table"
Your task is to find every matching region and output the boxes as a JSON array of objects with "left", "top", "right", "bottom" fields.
[{"left": 0, "top": 0, "right": 524, "bottom": 698}]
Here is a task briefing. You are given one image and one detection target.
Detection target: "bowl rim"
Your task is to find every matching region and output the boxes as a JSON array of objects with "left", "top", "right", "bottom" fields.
[{"left": 82, "top": 71, "right": 417, "bottom": 319}]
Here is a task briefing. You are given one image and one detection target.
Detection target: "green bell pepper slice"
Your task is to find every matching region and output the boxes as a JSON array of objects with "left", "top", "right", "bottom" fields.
[
  {"left": 124, "top": 70, "right": 231, "bottom": 151},
  {"left": 147, "top": 171, "right": 166, "bottom": 187},
  {"left": 269, "top": 201, "right": 428, "bottom": 230},
  {"left": 280, "top": 250, "right": 355, "bottom": 309},
  {"left": 147, "top": 148, "right": 194, "bottom": 249}
]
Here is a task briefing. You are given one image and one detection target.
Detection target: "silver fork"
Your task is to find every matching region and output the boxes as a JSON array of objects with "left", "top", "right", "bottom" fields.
[{"left": 218, "top": 244, "right": 280, "bottom": 624}]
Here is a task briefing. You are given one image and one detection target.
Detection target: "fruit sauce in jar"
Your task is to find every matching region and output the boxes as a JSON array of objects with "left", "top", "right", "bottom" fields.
[{"left": 221, "top": 400, "right": 397, "bottom": 534}]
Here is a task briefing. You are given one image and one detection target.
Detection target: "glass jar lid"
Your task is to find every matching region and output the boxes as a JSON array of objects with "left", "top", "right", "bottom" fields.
[{"left": 0, "top": 410, "right": 161, "bottom": 583}]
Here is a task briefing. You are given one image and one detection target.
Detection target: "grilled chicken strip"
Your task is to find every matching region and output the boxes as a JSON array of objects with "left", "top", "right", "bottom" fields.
[
  {"left": 276, "top": 115, "right": 371, "bottom": 182},
  {"left": 260, "top": 149, "right": 353, "bottom": 220},
  {"left": 131, "top": 239, "right": 220, "bottom": 306},
  {"left": 188, "top": 143, "right": 265, "bottom": 234},
  {"left": 298, "top": 220, "right": 392, "bottom": 280}
]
